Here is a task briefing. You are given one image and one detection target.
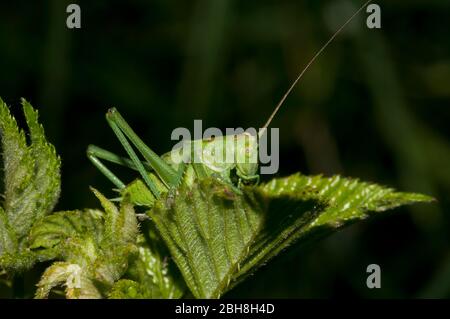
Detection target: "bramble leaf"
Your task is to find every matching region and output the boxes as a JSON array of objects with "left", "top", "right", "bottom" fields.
[
  {"left": 108, "top": 279, "right": 144, "bottom": 299},
  {"left": 0, "top": 98, "right": 61, "bottom": 271},
  {"left": 33, "top": 190, "right": 140, "bottom": 299},
  {"left": 29, "top": 209, "right": 104, "bottom": 261},
  {"left": 232, "top": 174, "right": 434, "bottom": 288},
  {"left": 125, "top": 224, "right": 187, "bottom": 298},
  {"left": 148, "top": 174, "right": 433, "bottom": 298},
  {"left": 35, "top": 262, "right": 102, "bottom": 299}
]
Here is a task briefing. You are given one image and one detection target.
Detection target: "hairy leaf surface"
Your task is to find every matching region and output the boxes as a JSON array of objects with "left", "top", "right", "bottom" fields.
[
  {"left": 0, "top": 98, "right": 61, "bottom": 271},
  {"left": 33, "top": 191, "right": 138, "bottom": 299},
  {"left": 149, "top": 174, "right": 433, "bottom": 298}
]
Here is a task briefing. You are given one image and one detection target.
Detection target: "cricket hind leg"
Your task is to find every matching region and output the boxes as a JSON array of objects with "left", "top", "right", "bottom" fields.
[{"left": 105, "top": 108, "right": 184, "bottom": 198}]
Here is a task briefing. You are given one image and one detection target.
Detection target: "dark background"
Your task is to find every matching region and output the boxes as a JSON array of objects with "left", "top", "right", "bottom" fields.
[{"left": 0, "top": 0, "right": 449, "bottom": 298}]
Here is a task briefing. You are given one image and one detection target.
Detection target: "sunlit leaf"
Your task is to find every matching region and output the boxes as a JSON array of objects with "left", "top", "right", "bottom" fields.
[{"left": 149, "top": 174, "right": 433, "bottom": 298}]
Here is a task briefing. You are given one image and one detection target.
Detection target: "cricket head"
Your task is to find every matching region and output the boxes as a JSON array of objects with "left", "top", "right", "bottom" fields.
[{"left": 234, "top": 132, "right": 259, "bottom": 180}]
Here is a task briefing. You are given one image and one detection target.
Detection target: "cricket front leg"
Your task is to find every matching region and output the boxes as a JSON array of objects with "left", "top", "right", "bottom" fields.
[
  {"left": 87, "top": 144, "right": 158, "bottom": 189},
  {"left": 87, "top": 145, "right": 163, "bottom": 208},
  {"left": 87, "top": 145, "right": 127, "bottom": 189},
  {"left": 88, "top": 144, "right": 150, "bottom": 170}
]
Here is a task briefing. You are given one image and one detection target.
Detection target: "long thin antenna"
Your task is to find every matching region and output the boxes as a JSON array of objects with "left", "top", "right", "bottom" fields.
[{"left": 260, "top": 0, "right": 371, "bottom": 137}]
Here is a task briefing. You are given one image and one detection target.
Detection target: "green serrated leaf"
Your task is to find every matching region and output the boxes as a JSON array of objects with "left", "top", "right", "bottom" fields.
[
  {"left": 21, "top": 99, "right": 61, "bottom": 222},
  {"left": 0, "top": 206, "right": 15, "bottom": 257},
  {"left": 108, "top": 279, "right": 145, "bottom": 299},
  {"left": 126, "top": 224, "right": 186, "bottom": 299},
  {"left": 29, "top": 209, "right": 104, "bottom": 260},
  {"left": 34, "top": 190, "right": 140, "bottom": 298},
  {"left": 0, "top": 98, "right": 61, "bottom": 271},
  {"left": 149, "top": 174, "right": 433, "bottom": 298},
  {"left": 232, "top": 174, "right": 434, "bottom": 287},
  {"left": 91, "top": 187, "right": 138, "bottom": 246},
  {"left": 0, "top": 98, "right": 36, "bottom": 242},
  {"left": 151, "top": 179, "right": 256, "bottom": 298},
  {"left": 36, "top": 262, "right": 102, "bottom": 299}
]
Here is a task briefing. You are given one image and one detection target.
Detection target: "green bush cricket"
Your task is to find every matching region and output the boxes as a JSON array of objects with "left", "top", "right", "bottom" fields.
[{"left": 87, "top": 1, "right": 371, "bottom": 203}]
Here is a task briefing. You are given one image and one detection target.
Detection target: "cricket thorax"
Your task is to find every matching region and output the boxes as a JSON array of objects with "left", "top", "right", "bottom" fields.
[{"left": 164, "top": 132, "right": 259, "bottom": 179}]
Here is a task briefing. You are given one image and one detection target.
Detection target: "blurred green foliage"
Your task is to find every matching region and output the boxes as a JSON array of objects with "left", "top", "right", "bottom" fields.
[{"left": 0, "top": 0, "right": 448, "bottom": 298}]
